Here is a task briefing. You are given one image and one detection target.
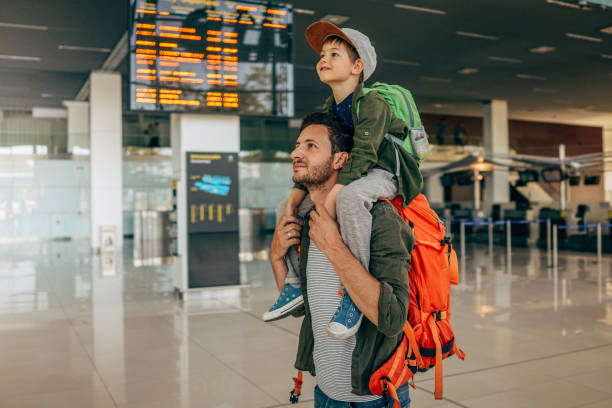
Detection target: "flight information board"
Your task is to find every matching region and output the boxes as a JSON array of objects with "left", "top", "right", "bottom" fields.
[{"left": 129, "top": 0, "right": 293, "bottom": 116}]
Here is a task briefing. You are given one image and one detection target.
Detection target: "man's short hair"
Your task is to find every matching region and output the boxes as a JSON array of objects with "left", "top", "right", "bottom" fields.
[
  {"left": 322, "top": 36, "right": 364, "bottom": 83},
  {"left": 299, "top": 112, "right": 353, "bottom": 154}
]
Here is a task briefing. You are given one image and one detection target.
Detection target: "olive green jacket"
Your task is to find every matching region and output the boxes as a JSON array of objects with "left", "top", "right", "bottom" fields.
[
  {"left": 293, "top": 200, "right": 414, "bottom": 395},
  {"left": 296, "top": 83, "right": 424, "bottom": 206}
]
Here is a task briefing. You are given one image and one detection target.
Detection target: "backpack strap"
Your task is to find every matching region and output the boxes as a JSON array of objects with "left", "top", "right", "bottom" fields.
[
  {"left": 425, "top": 314, "right": 444, "bottom": 400},
  {"left": 289, "top": 370, "right": 303, "bottom": 404}
]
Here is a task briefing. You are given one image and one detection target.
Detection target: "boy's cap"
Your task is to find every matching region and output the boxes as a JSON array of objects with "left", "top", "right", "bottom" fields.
[{"left": 305, "top": 21, "right": 377, "bottom": 82}]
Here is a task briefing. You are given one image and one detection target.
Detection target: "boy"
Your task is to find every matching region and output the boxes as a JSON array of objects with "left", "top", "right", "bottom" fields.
[{"left": 263, "top": 22, "right": 423, "bottom": 339}]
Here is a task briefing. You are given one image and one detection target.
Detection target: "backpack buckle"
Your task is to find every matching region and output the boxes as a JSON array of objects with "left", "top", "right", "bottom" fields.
[{"left": 381, "top": 378, "right": 390, "bottom": 403}]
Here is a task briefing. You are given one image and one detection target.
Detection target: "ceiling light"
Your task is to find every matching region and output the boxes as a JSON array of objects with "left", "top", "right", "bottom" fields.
[
  {"left": 383, "top": 58, "right": 420, "bottom": 66},
  {"left": 320, "top": 15, "right": 350, "bottom": 25},
  {"left": 0, "top": 22, "right": 48, "bottom": 30},
  {"left": 546, "top": 0, "right": 582, "bottom": 9},
  {"left": 393, "top": 3, "right": 447, "bottom": 15},
  {"left": 457, "top": 67, "right": 479, "bottom": 74},
  {"left": 516, "top": 74, "right": 546, "bottom": 80},
  {"left": 58, "top": 45, "right": 111, "bottom": 53},
  {"left": 565, "top": 32, "right": 603, "bottom": 42},
  {"left": 602, "top": 25, "right": 612, "bottom": 34},
  {"left": 0, "top": 54, "right": 40, "bottom": 62},
  {"left": 294, "top": 8, "right": 315, "bottom": 15},
  {"left": 420, "top": 76, "right": 451, "bottom": 83},
  {"left": 601, "top": 54, "right": 612, "bottom": 59},
  {"left": 530, "top": 46, "right": 556, "bottom": 54},
  {"left": 488, "top": 56, "right": 523, "bottom": 64},
  {"left": 533, "top": 88, "right": 558, "bottom": 93},
  {"left": 40, "top": 93, "right": 55, "bottom": 98},
  {"left": 456, "top": 31, "right": 499, "bottom": 41}
]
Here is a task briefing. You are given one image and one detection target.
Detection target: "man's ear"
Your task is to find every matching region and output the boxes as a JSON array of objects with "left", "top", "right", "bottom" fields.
[
  {"left": 332, "top": 151, "right": 349, "bottom": 170},
  {"left": 351, "top": 58, "right": 365, "bottom": 77}
]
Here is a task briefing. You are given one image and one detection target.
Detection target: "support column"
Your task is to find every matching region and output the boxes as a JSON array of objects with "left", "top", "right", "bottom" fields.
[
  {"left": 90, "top": 71, "right": 123, "bottom": 249},
  {"left": 62, "top": 101, "right": 89, "bottom": 154},
  {"left": 171, "top": 114, "right": 240, "bottom": 295},
  {"left": 424, "top": 174, "right": 444, "bottom": 204},
  {"left": 483, "top": 100, "right": 510, "bottom": 204},
  {"left": 603, "top": 124, "right": 612, "bottom": 202}
]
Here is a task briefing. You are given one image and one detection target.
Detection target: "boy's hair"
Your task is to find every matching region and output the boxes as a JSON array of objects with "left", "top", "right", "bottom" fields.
[
  {"left": 299, "top": 112, "right": 353, "bottom": 154},
  {"left": 322, "top": 35, "right": 364, "bottom": 83}
]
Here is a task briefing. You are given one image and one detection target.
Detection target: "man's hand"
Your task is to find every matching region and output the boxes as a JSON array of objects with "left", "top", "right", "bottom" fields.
[
  {"left": 270, "top": 215, "right": 303, "bottom": 263},
  {"left": 308, "top": 205, "right": 344, "bottom": 254}
]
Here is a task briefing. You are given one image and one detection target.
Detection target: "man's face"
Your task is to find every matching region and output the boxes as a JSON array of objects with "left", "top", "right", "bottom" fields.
[
  {"left": 316, "top": 41, "right": 358, "bottom": 85},
  {"left": 291, "top": 124, "right": 335, "bottom": 187}
]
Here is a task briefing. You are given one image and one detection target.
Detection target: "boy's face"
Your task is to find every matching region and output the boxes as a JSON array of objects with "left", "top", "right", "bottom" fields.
[{"left": 316, "top": 41, "right": 362, "bottom": 86}]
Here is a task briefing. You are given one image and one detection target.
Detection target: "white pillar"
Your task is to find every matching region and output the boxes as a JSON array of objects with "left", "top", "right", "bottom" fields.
[
  {"left": 90, "top": 71, "right": 123, "bottom": 249},
  {"left": 604, "top": 124, "right": 612, "bottom": 202},
  {"left": 171, "top": 114, "right": 240, "bottom": 294},
  {"left": 424, "top": 174, "right": 444, "bottom": 204},
  {"left": 483, "top": 100, "right": 510, "bottom": 204},
  {"left": 62, "top": 101, "right": 89, "bottom": 153}
]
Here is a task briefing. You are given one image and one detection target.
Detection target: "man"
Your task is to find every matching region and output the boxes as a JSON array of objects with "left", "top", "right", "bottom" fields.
[{"left": 269, "top": 112, "right": 416, "bottom": 407}]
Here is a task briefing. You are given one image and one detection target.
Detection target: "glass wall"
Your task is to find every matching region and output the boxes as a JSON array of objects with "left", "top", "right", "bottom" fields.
[{"left": 0, "top": 109, "right": 299, "bottom": 239}]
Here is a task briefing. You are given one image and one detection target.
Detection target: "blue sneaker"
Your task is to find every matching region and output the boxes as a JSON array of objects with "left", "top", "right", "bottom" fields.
[
  {"left": 327, "top": 288, "right": 363, "bottom": 339},
  {"left": 262, "top": 283, "right": 303, "bottom": 322}
]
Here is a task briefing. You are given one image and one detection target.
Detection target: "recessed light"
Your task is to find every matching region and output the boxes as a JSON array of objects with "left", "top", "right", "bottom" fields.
[
  {"left": 393, "top": 3, "right": 447, "bottom": 15},
  {"left": 457, "top": 67, "right": 479, "bottom": 75},
  {"left": 488, "top": 56, "right": 523, "bottom": 64},
  {"left": 533, "top": 88, "right": 558, "bottom": 93},
  {"left": 516, "top": 74, "right": 546, "bottom": 80},
  {"left": 294, "top": 8, "right": 315, "bottom": 15},
  {"left": 383, "top": 58, "right": 420, "bottom": 66},
  {"left": 58, "top": 45, "right": 111, "bottom": 53},
  {"left": 320, "top": 15, "right": 350, "bottom": 25},
  {"left": 546, "top": 0, "right": 582, "bottom": 9},
  {"left": 0, "top": 22, "right": 48, "bottom": 30},
  {"left": 0, "top": 54, "right": 40, "bottom": 62},
  {"left": 40, "top": 93, "right": 55, "bottom": 98},
  {"left": 530, "top": 46, "right": 556, "bottom": 54},
  {"left": 565, "top": 32, "right": 603, "bottom": 42},
  {"left": 456, "top": 31, "right": 499, "bottom": 41},
  {"left": 420, "top": 76, "right": 451, "bottom": 83},
  {"left": 601, "top": 54, "right": 612, "bottom": 59}
]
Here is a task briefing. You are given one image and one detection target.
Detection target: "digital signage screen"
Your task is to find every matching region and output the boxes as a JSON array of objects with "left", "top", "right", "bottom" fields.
[{"left": 129, "top": 0, "right": 293, "bottom": 116}]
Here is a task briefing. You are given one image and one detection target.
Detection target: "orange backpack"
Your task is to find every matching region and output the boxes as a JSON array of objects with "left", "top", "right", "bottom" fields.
[
  {"left": 288, "top": 194, "right": 464, "bottom": 405},
  {"left": 369, "top": 194, "right": 464, "bottom": 406}
]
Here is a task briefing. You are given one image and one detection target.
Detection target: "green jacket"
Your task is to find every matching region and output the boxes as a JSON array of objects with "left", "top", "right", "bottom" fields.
[
  {"left": 296, "top": 83, "right": 424, "bottom": 206},
  {"left": 294, "top": 200, "right": 415, "bottom": 395}
]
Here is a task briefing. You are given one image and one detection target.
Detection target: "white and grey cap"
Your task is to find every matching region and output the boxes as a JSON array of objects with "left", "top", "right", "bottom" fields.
[{"left": 305, "top": 21, "right": 377, "bottom": 82}]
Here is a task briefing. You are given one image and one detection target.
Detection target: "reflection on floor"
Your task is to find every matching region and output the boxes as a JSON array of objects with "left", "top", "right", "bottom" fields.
[{"left": 0, "top": 238, "right": 611, "bottom": 408}]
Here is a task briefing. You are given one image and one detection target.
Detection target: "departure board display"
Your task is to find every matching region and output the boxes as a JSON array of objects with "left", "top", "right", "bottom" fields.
[{"left": 129, "top": 0, "right": 293, "bottom": 116}]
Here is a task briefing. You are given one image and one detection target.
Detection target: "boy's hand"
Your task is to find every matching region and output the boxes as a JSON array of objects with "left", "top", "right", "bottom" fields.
[{"left": 270, "top": 215, "right": 303, "bottom": 263}]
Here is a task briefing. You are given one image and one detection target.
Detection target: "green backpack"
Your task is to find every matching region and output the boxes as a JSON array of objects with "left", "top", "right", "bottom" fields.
[{"left": 360, "top": 82, "right": 432, "bottom": 163}]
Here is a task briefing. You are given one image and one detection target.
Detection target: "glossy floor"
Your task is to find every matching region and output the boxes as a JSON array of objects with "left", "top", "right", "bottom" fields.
[{"left": 1, "top": 239, "right": 611, "bottom": 408}]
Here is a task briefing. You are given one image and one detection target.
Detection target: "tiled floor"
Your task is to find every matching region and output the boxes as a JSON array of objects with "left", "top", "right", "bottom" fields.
[{"left": 0, "top": 238, "right": 611, "bottom": 408}]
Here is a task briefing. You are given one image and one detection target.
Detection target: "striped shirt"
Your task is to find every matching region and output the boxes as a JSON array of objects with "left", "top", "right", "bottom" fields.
[{"left": 306, "top": 242, "right": 378, "bottom": 402}]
